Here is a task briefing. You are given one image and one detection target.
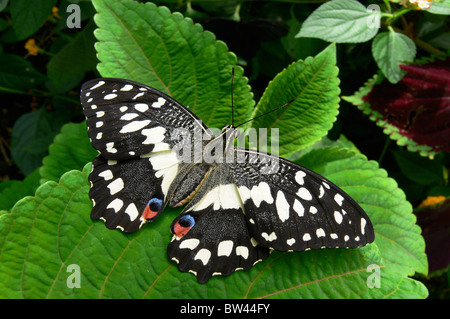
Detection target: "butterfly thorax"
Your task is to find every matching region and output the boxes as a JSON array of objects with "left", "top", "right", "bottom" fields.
[{"left": 168, "top": 125, "right": 239, "bottom": 208}]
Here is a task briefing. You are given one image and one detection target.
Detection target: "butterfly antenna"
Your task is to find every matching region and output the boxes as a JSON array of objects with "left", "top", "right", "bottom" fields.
[
  {"left": 235, "top": 97, "right": 296, "bottom": 129},
  {"left": 231, "top": 67, "right": 235, "bottom": 127}
]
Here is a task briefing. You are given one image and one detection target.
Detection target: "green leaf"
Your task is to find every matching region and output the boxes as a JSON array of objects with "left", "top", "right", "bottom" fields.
[
  {"left": 371, "top": 30, "right": 417, "bottom": 84},
  {"left": 92, "top": 0, "right": 254, "bottom": 129},
  {"left": 40, "top": 122, "right": 98, "bottom": 183},
  {"left": 11, "top": 108, "right": 70, "bottom": 175},
  {"left": 392, "top": 150, "right": 444, "bottom": 185},
  {"left": 297, "top": 148, "right": 428, "bottom": 277},
  {"left": 249, "top": 44, "right": 340, "bottom": 157},
  {"left": 47, "top": 20, "right": 98, "bottom": 94},
  {"left": 0, "top": 148, "right": 427, "bottom": 298},
  {"left": 428, "top": 0, "right": 450, "bottom": 15},
  {"left": 295, "top": 0, "right": 380, "bottom": 43},
  {"left": 9, "top": 0, "right": 57, "bottom": 41},
  {"left": 0, "top": 54, "right": 46, "bottom": 92},
  {"left": 0, "top": 168, "right": 41, "bottom": 211}
]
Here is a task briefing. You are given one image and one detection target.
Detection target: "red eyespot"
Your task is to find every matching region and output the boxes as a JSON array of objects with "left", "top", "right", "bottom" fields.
[
  {"left": 142, "top": 197, "right": 162, "bottom": 220},
  {"left": 173, "top": 214, "right": 196, "bottom": 238}
]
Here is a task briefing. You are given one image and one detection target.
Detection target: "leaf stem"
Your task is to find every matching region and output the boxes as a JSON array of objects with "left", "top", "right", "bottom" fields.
[{"left": 378, "top": 137, "right": 391, "bottom": 165}]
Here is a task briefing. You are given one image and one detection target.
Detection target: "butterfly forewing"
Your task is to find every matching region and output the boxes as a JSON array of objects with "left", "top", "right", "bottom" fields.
[{"left": 229, "top": 148, "right": 375, "bottom": 251}]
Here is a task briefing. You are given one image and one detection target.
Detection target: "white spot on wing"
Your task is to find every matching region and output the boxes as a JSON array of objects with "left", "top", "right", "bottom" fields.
[
  {"left": 236, "top": 246, "right": 249, "bottom": 259},
  {"left": 238, "top": 185, "right": 251, "bottom": 203},
  {"left": 319, "top": 186, "right": 325, "bottom": 198},
  {"left": 135, "top": 103, "right": 149, "bottom": 112},
  {"left": 179, "top": 238, "right": 200, "bottom": 250},
  {"left": 261, "top": 232, "right": 277, "bottom": 242},
  {"left": 334, "top": 210, "right": 343, "bottom": 224},
  {"left": 132, "top": 92, "right": 145, "bottom": 100},
  {"left": 105, "top": 142, "right": 117, "bottom": 153},
  {"left": 120, "top": 113, "right": 139, "bottom": 121},
  {"left": 98, "top": 169, "right": 113, "bottom": 181},
  {"left": 106, "top": 198, "right": 123, "bottom": 213},
  {"left": 293, "top": 199, "right": 304, "bottom": 217},
  {"left": 287, "top": 238, "right": 296, "bottom": 246},
  {"left": 107, "top": 178, "right": 124, "bottom": 195},
  {"left": 194, "top": 249, "right": 211, "bottom": 266},
  {"left": 297, "top": 187, "right": 312, "bottom": 201},
  {"left": 125, "top": 203, "right": 139, "bottom": 221},
  {"left": 104, "top": 93, "right": 118, "bottom": 100},
  {"left": 120, "top": 120, "right": 151, "bottom": 133},
  {"left": 361, "top": 218, "right": 367, "bottom": 235},
  {"left": 148, "top": 150, "right": 180, "bottom": 196},
  {"left": 141, "top": 126, "right": 166, "bottom": 145},
  {"left": 275, "top": 190, "right": 290, "bottom": 222},
  {"left": 250, "top": 182, "right": 273, "bottom": 207},
  {"left": 193, "top": 184, "right": 242, "bottom": 211},
  {"left": 152, "top": 97, "right": 166, "bottom": 108},
  {"left": 89, "top": 81, "right": 105, "bottom": 90},
  {"left": 120, "top": 84, "right": 133, "bottom": 91},
  {"left": 295, "top": 171, "right": 306, "bottom": 185},
  {"left": 218, "top": 240, "right": 233, "bottom": 257},
  {"left": 316, "top": 228, "right": 325, "bottom": 238},
  {"left": 334, "top": 193, "right": 344, "bottom": 206}
]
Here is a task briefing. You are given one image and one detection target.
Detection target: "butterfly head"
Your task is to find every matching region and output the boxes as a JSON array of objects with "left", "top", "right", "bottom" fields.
[
  {"left": 172, "top": 214, "right": 197, "bottom": 238},
  {"left": 142, "top": 197, "right": 163, "bottom": 220}
]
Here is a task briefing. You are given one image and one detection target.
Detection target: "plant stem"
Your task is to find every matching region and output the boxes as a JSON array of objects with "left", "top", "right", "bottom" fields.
[{"left": 378, "top": 137, "right": 391, "bottom": 165}]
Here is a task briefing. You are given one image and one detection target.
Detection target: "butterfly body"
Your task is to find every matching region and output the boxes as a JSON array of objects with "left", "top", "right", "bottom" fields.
[{"left": 81, "top": 78, "right": 375, "bottom": 283}]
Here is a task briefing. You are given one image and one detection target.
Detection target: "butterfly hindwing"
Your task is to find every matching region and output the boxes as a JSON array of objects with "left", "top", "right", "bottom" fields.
[
  {"left": 89, "top": 155, "right": 166, "bottom": 232},
  {"left": 230, "top": 148, "right": 375, "bottom": 251},
  {"left": 167, "top": 162, "right": 270, "bottom": 283}
]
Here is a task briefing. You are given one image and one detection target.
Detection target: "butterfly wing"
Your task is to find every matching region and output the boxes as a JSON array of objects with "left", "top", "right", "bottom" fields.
[
  {"left": 167, "top": 146, "right": 374, "bottom": 283},
  {"left": 81, "top": 78, "right": 213, "bottom": 232},
  {"left": 167, "top": 163, "right": 270, "bottom": 283},
  {"left": 230, "top": 148, "right": 375, "bottom": 251}
]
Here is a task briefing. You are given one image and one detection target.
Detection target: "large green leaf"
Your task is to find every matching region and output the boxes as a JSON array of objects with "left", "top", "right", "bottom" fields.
[
  {"left": 40, "top": 122, "right": 98, "bottom": 183},
  {"left": 250, "top": 44, "right": 340, "bottom": 157},
  {"left": 0, "top": 169, "right": 41, "bottom": 211},
  {"left": 11, "top": 107, "right": 71, "bottom": 175},
  {"left": 371, "top": 29, "right": 417, "bottom": 84},
  {"left": 8, "top": 0, "right": 57, "bottom": 41},
  {"left": 92, "top": 0, "right": 253, "bottom": 129},
  {"left": 295, "top": 0, "right": 380, "bottom": 43},
  {"left": 0, "top": 148, "right": 428, "bottom": 298},
  {"left": 47, "top": 21, "right": 98, "bottom": 93},
  {"left": 0, "top": 54, "right": 46, "bottom": 92}
]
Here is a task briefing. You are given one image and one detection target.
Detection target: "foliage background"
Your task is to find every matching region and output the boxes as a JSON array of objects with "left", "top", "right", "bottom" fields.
[{"left": 0, "top": 0, "right": 448, "bottom": 298}]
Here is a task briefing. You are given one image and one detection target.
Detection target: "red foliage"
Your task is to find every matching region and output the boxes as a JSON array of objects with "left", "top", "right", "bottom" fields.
[{"left": 364, "top": 57, "right": 450, "bottom": 153}]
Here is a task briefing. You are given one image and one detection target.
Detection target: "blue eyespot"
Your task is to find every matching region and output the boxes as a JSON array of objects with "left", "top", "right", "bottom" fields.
[
  {"left": 147, "top": 198, "right": 162, "bottom": 212},
  {"left": 179, "top": 214, "right": 195, "bottom": 227}
]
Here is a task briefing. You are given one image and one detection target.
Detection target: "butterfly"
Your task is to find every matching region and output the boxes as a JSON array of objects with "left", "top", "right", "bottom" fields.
[{"left": 80, "top": 78, "right": 375, "bottom": 283}]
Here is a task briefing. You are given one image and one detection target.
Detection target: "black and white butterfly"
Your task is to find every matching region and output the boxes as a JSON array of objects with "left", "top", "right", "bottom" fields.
[{"left": 81, "top": 78, "right": 375, "bottom": 283}]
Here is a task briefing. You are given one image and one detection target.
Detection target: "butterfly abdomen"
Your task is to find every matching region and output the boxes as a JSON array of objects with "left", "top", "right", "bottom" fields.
[{"left": 170, "top": 164, "right": 213, "bottom": 207}]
